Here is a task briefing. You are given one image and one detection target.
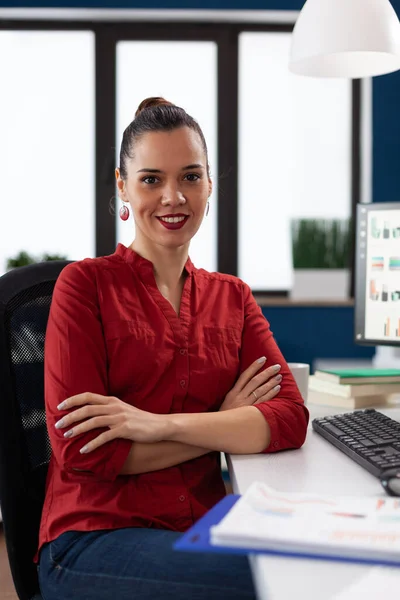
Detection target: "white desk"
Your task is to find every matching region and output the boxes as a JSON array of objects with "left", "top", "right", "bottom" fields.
[{"left": 227, "top": 404, "right": 400, "bottom": 600}]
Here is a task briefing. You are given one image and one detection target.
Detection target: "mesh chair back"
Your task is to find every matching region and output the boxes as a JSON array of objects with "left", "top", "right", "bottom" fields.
[{"left": 0, "top": 261, "right": 72, "bottom": 600}]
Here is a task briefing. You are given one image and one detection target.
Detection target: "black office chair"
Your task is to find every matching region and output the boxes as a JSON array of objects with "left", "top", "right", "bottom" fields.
[{"left": 0, "top": 260, "right": 72, "bottom": 600}]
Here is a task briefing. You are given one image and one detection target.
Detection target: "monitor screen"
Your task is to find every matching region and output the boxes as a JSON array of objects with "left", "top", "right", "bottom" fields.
[{"left": 355, "top": 202, "right": 400, "bottom": 347}]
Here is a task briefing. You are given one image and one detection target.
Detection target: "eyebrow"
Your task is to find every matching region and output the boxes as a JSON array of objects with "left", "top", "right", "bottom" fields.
[{"left": 136, "top": 164, "right": 204, "bottom": 173}]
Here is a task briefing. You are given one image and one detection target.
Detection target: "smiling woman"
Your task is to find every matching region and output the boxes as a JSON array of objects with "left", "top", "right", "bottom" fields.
[
  {"left": 36, "top": 96, "right": 308, "bottom": 600},
  {"left": 115, "top": 98, "right": 212, "bottom": 256},
  {"left": 114, "top": 99, "right": 213, "bottom": 314}
]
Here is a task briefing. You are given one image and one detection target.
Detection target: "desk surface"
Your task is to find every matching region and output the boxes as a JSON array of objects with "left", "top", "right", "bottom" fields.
[{"left": 227, "top": 403, "right": 400, "bottom": 600}]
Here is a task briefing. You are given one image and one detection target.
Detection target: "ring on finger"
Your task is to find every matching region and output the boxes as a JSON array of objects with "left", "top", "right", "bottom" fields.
[{"left": 252, "top": 390, "right": 258, "bottom": 400}]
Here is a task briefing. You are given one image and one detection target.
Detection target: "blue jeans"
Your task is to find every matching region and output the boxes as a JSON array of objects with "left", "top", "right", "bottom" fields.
[{"left": 38, "top": 528, "right": 257, "bottom": 600}]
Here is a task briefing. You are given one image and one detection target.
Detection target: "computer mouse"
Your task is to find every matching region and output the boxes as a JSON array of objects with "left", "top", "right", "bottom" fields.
[{"left": 380, "top": 468, "right": 400, "bottom": 497}]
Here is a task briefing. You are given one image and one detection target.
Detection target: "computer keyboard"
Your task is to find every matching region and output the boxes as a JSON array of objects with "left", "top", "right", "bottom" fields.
[{"left": 312, "top": 409, "right": 400, "bottom": 477}]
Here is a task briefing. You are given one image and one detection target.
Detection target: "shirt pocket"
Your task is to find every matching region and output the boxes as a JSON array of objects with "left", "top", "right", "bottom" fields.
[
  {"left": 198, "top": 326, "right": 241, "bottom": 406},
  {"left": 203, "top": 326, "right": 241, "bottom": 366},
  {"left": 103, "top": 319, "right": 158, "bottom": 396}
]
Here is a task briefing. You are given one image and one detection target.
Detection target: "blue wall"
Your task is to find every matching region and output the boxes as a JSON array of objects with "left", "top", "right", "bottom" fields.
[
  {"left": 262, "top": 306, "right": 375, "bottom": 370},
  {"left": 373, "top": 0, "right": 400, "bottom": 203},
  {"left": 373, "top": 71, "right": 400, "bottom": 203},
  {"left": 3, "top": 0, "right": 398, "bottom": 366}
]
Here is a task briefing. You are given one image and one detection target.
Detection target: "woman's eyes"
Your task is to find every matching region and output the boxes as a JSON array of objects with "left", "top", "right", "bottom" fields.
[
  {"left": 141, "top": 173, "right": 201, "bottom": 185},
  {"left": 142, "top": 176, "right": 158, "bottom": 184},
  {"left": 184, "top": 173, "right": 200, "bottom": 182}
]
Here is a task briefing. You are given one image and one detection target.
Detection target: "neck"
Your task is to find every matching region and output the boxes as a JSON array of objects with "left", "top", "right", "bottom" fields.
[{"left": 130, "top": 236, "right": 189, "bottom": 288}]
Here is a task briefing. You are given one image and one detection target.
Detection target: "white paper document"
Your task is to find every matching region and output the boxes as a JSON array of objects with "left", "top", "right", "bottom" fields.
[{"left": 210, "top": 481, "right": 400, "bottom": 564}]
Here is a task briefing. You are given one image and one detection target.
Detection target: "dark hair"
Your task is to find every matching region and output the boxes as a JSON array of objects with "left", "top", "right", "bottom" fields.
[{"left": 118, "top": 96, "right": 210, "bottom": 179}]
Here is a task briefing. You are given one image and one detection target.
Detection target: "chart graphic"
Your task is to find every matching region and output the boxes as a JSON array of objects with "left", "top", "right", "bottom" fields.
[
  {"left": 389, "top": 257, "right": 400, "bottom": 270},
  {"left": 363, "top": 208, "right": 400, "bottom": 343},
  {"left": 371, "top": 256, "right": 384, "bottom": 270},
  {"left": 383, "top": 318, "right": 400, "bottom": 337}
]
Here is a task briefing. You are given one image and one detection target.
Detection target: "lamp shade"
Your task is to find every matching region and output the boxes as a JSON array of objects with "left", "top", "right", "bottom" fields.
[{"left": 289, "top": 0, "right": 400, "bottom": 78}]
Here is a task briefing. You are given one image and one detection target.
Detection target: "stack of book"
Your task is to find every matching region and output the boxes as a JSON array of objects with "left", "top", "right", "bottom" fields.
[{"left": 308, "top": 368, "right": 400, "bottom": 409}]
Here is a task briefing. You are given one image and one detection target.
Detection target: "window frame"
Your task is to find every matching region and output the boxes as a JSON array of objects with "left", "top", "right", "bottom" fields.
[{"left": 0, "top": 18, "right": 361, "bottom": 297}]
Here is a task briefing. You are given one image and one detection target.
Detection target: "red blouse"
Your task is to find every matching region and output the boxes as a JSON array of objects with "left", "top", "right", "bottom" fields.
[{"left": 35, "top": 243, "right": 309, "bottom": 560}]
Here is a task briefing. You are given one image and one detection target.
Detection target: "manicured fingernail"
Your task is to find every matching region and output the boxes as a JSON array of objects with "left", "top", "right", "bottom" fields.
[
  {"left": 273, "top": 364, "right": 281, "bottom": 372},
  {"left": 257, "top": 356, "right": 266, "bottom": 364},
  {"left": 80, "top": 446, "right": 89, "bottom": 454},
  {"left": 57, "top": 401, "right": 67, "bottom": 410},
  {"left": 63, "top": 429, "right": 73, "bottom": 438},
  {"left": 275, "top": 374, "right": 282, "bottom": 382},
  {"left": 55, "top": 419, "right": 65, "bottom": 429},
  {"left": 274, "top": 385, "right": 281, "bottom": 392}
]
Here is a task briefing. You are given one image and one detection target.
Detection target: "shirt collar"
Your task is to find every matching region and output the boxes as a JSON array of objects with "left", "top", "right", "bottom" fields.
[{"left": 114, "top": 243, "right": 195, "bottom": 276}]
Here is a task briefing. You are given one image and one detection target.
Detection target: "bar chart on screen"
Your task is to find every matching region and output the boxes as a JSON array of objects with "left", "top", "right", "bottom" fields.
[{"left": 382, "top": 317, "right": 400, "bottom": 337}]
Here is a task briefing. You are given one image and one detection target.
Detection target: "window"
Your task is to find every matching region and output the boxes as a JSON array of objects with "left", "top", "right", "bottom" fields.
[
  {"left": 0, "top": 18, "right": 360, "bottom": 296},
  {"left": 0, "top": 30, "right": 95, "bottom": 275},
  {"left": 116, "top": 40, "right": 218, "bottom": 272},
  {"left": 238, "top": 32, "right": 352, "bottom": 291}
]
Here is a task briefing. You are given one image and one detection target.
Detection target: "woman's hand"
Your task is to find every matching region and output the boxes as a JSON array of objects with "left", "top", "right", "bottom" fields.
[
  {"left": 54, "top": 393, "right": 170, "bottom": 454},
  {"left": 219, "top": 357, "right": 282, "bottom": 411}
]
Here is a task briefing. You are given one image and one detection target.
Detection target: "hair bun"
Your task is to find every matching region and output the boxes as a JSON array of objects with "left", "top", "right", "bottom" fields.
[{"left": 135, "top": 97, "right": 174, "bottom": 118}]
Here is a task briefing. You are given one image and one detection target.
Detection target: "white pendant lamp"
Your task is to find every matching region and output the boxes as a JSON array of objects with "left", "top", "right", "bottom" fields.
[{"left": 289, "top": 0, "right": 400, "bottom": 78}]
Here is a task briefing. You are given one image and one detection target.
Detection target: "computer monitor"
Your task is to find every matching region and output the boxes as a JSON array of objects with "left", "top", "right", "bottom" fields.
[{"left": 355, "top": 202, "right": 400, "bottom": 348}]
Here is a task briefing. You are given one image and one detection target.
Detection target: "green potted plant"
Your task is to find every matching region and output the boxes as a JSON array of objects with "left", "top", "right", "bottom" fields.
[
  {"left": 6, "top": 250, "right": 68, "bottom": 271},
  {"left": 291, "top": 218, "right": 352, "bottom": 299}
]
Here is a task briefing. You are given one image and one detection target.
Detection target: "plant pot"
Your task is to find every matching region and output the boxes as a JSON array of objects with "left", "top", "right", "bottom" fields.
[{"left": 291, "top": 269, "right": 350, "bottom": 300}]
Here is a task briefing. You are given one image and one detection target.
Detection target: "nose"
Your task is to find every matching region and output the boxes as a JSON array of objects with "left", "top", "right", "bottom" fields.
[{"left": 160, "top": 183, "right": 186, "bottom": 207}]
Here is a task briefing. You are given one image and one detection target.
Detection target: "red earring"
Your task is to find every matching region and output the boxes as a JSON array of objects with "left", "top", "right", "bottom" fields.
[{"left": 119, "top": 204, "right": 130, "bottom": 221}]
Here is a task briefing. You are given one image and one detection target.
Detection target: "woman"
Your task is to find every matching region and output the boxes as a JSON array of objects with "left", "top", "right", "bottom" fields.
[{"left": 36, "top": 97, "right": 309, "bottom": 600}]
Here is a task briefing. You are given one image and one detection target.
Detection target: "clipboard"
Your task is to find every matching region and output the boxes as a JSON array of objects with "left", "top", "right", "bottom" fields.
[{"left": 173, "top": 494, "right": 400, "bottom": 568}]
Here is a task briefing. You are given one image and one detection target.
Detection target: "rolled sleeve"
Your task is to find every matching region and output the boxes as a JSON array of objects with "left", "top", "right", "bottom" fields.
[
  {"left": 254, "top": 399, "right": 309, "bottom": 453},
  {"left": 240, "top": 283, "right": 309, "bottom": 453},
  {"left": 45, "top": 260, "right": 132, "bottom": 481},
  {"left": 63, "top": 437, "right": 132, "bottom": 482}
]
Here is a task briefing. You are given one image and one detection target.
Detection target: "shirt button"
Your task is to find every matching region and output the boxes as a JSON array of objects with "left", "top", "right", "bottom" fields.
[
  {"left": 179, "top": 348, "right": 186, "bottom": 355},
  {"left": 180, "top": 380, "right": 186, "bottom": 387},
  {"left": 273, "top": 441, "right": 279, "bottom": 448},
  {"left": 179, "top": 495, "right": 186, "bottom": 502}
]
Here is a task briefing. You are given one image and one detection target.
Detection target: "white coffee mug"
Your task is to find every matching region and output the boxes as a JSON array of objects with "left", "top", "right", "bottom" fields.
[{"left": 287, "top": 363, "right": 310, "bottom": 404}]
